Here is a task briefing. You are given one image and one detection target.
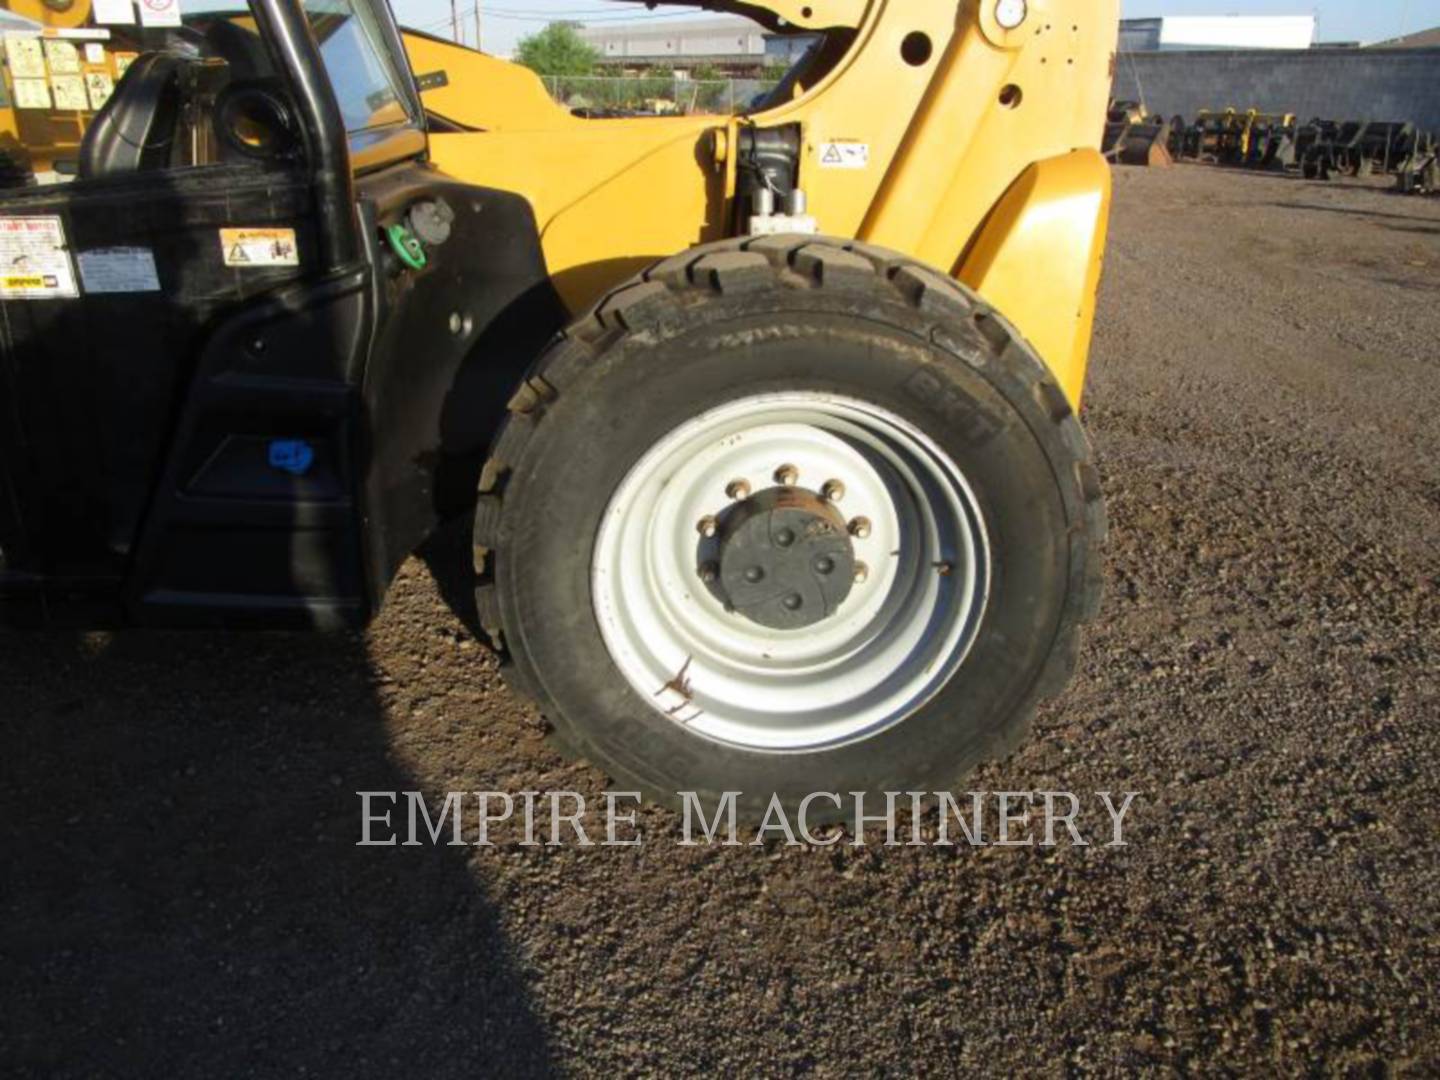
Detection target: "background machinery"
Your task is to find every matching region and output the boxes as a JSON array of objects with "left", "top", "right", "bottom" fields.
[{"left": 1101, "top": 99, "right": 1178, "bottom": 167}]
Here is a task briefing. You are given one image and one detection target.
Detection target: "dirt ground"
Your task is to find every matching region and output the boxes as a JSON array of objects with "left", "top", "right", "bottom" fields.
[{"left": 3, "top": 165, "right": 1438, "bottom": 1076}]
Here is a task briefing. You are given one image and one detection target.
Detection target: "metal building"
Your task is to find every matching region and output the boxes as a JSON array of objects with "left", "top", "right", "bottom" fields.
[
  {"left": 578, "top": 15, "right": 767, "bottom": 66},
  {"left": 1119, "top": 15, "right": 1316, "bottom": 52},
  {"left": 578, "top": 12, "right": 1320, "bottom": 73}
]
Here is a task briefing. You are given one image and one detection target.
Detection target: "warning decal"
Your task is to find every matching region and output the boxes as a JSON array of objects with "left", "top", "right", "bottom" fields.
[
  {"left": 220, "top": 227, "right": 299, "bottom": 268},
  {"left": 3, "top": 35, "right": 46, "bottom": 80},
  {"left": 818, "top": 141, "right": 870, "bottom": 170},
  {"left": 0, "top": 216, "right": 78, "bottom": 299},
  {"left": 50, "top": 74, "right": 87, "bottom": 111},
  {"left": 138, "top": 0, "right": 182, "bottom": 28}
]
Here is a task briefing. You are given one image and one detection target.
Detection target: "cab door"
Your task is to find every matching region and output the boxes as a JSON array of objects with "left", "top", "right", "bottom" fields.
[
  {"left": 0, "top": 0, "right": 562, "bottom": 628},
  {"left": 0, "top": 0, "right": 357, "bottom": 625}
]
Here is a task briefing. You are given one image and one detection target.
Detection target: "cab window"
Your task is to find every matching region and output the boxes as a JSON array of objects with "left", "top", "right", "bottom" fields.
[
  {"left": 0, "top": 0, "right": 421, "bottom": 190},
  {"left": 0, "top": 0, "right": 288, "bottom": 187},
  {"left": 303, "top": 0, "right": 415, "bottom": 134}
]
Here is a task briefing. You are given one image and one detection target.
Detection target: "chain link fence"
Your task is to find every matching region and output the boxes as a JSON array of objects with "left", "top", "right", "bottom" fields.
[{"left": 542, "top": 75, "right": 780, "bottom": 116}]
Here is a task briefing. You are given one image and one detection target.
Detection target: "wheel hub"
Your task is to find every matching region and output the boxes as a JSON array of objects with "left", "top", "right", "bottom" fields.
[
  {"left": 591, "top": 394, "right": 991, "bottom": 751},
  {"left": 710, "top": 486, "right": 855, "bottom": 630}
]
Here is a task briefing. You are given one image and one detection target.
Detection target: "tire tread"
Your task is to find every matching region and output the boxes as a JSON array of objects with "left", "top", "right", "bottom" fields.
[{"left": 475, "top": 235, "right": 1106, "bottom": 790}]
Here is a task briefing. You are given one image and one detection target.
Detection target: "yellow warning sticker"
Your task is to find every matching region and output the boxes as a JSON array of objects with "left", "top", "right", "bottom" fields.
[
  {"left": 818, "top": 141, "right": 869, "bottom": 169},
  {"left": 220, "top": 227, "right": 299, "bottom": 268}
]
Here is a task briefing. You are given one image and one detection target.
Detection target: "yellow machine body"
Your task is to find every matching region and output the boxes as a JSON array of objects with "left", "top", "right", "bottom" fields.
[
  {"left": 0, "top": 0, "right": 1117, "bottom": 404},
  {"left": 404, "top": 0, "right": 1117, "bottom": 404}
]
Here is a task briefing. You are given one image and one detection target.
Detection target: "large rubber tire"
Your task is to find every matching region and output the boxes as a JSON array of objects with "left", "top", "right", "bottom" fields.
[{"left": 474, "top": 236, "right": 1105, "bottom": 820}]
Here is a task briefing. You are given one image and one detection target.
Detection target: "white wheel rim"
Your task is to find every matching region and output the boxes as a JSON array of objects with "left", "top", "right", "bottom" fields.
[{"left": 591, "top": 392, "right": 990, "bottom": 752}]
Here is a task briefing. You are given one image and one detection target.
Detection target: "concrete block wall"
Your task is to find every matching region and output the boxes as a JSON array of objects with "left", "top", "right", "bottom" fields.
[{"left": 1111, "top": 48, "right": 1440, "bottom": 132}]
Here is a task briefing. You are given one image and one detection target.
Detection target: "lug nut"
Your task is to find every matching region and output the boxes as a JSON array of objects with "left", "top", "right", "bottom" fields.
[
  {"left": 726, "top": 478, "right": 751, "bottom": 500},
  {"left": 783, "top": 593, "right": 803, "bottom": 611},
  {"left": 697, "top": 515, "right": 718, "bottom": 537},
  {"left": 854, "top": 561, "right": 869, "bottom": 584},
  {"left": 698, "top": 561, "right": 718, "bottom": 583},
  {"left": 847, "top": 516, "right": 872, "bottom": 539},
  {"left": 775, "top": 527, "right": 795, "bottom": 548},
  {"left": 821, "top": 479, "right": 846, "bottom": 502},
  {"left": 774, "top": 463, "right": 799, "bottom": 486},
  {"left": 813, "top": 555, "right": 835, "bottom": 575},
  {"left": 744, "top": 566, "right": 765, "bottom": 583}
]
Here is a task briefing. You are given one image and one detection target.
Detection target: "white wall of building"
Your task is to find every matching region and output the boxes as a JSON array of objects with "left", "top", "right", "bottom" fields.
[
  {"left": 578, "top": 16, "right": 766, "bottom": 62},
  {"left": 1157, "top": 16, "right": 1316, "bottom": 51}
]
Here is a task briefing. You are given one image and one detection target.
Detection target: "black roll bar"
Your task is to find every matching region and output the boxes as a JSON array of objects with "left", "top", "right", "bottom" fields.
[{"left": 249, "top": 0, "right": 360, "bottom": 273}]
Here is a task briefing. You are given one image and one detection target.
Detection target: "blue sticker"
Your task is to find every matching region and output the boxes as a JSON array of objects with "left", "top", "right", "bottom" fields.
[{"left": 268, "top": 439, "right": 314, "bottom": 476}]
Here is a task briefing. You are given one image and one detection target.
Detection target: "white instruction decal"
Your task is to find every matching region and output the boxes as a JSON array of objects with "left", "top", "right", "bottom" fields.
[
  {"left": 3, "top": 35, "right": 46, "bottom": 79},
  {"left": 220, "top": 227, "right": 299, "bottom": 267},
  {"left": 818, "top": 141, "right": 869, "bottom": 169},
  {"left": 42, "top": 39, "right": 81, "bottom": 75},
  {"left": 78, "top": 247, "right": 160, "bottom": 293},
  {"left": 85, "top": 71, "right": 114, "bottom": 110},
  {"left": 0, "top": 216, "right": 79, "bottom": 299},
  {"left": 138, "top": 0, "right": 181, "bottom": 28},
  {"left": 92, "top": 0, "right": 136, "bottom": 25},
  {"left": 50, "top": 74, "right": 87, "bottom": 111},
  {"left": 12, "top": 78, "right": 51, "bottom": 110}
]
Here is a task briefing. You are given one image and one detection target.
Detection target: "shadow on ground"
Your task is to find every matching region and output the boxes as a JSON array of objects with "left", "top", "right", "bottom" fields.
[
  {"left": 0, "top": 625, "right": 552, "bottom": 1077},
  {"left": 1272, "top": 199, "right": 1440, "bottom": 229}
]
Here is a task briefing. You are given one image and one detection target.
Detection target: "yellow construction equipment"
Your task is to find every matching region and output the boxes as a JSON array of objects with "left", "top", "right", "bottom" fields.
[
  {"left": 402, "top": 2, "right": 1114, "bottom": 402},
  {"left": 0, "top": 0, "right": 1115, "bottom": 816},
  {"left": 1101, "top": 99, "right": 1177, "bottom": 167}
]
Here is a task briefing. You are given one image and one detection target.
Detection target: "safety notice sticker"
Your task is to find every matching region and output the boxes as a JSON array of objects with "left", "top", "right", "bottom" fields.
[
  {"left": 50, "top": 74, "right": 87, "bottom": 111},
  {"left": 138, "top": 0, "right": 181, "bottom": 28},
  {"left": 78, "top": 247, "right": 160, "bottom": 293},
  {"left": 220, "top": 227, "right": 299, "bottom": 268},
  {"left": 818, "top": 141, "right": 870, "bottom": 169},
  {"left": 3, "top": 35, "right": 46, "bottom": 80},
  {"left": 85, "top": 71, "right": 114, "bottom": 111},
  {"left": 12, "top": 78, "right": 51, "bottom": 111},
  {"left": 0, "top": 216, "right": 78, "bottom": 299},
  {"left": 42, "top": 39, "right": 81, "bottom": 75}
]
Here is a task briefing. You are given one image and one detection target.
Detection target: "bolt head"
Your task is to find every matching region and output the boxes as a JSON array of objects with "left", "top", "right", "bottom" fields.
[
  {"left": 726, "top": 478, "right": 751, "bottom": 500},
  {"left": 821, "top": 479, "right": 846, "bottom": 502},
  {"left": 847, "top": 516, "right": 872, "bottom": 539},
  {"left": 854, "top": 561, "right": 869, "bottom": 584},
  {"left": 697, "top": 515, "right": 718, "bottom": 537},
  {"left": 995, "top": 0, "right": 1027, "bottom": 30},
  {"left": 698, "top": 561, "right": 718, "bottom": 583},
  {"left": 774, "top": 464, "right": 799, "bottom": 486}
]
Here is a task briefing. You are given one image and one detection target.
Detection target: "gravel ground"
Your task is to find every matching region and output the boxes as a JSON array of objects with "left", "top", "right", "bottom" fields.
[{"left": 3, "top": 165, "right": 1438, "bottom": 1076}]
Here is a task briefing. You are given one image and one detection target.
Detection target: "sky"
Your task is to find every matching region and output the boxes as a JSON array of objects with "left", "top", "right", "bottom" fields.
[{"left": 390, "top": 0, "right": 1440, "bottom": 56}]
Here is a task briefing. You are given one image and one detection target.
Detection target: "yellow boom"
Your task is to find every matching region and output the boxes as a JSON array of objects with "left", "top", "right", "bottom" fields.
[{"left": 403, "top": 0, "right": 1117, "bottom": 403}]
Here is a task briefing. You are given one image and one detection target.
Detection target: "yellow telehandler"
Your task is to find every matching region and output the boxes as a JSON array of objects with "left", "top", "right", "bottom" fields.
[{"left": 0, "top": 0, "right": 1113, "bottom": 816}]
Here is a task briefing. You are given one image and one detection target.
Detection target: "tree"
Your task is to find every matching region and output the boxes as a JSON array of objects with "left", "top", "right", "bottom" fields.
[
  {"left": 762, "top": 59, "right": 790, "bottom": 82},
  {"left": 515, "top": 22, "right": 600, "bottom": 77}
]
